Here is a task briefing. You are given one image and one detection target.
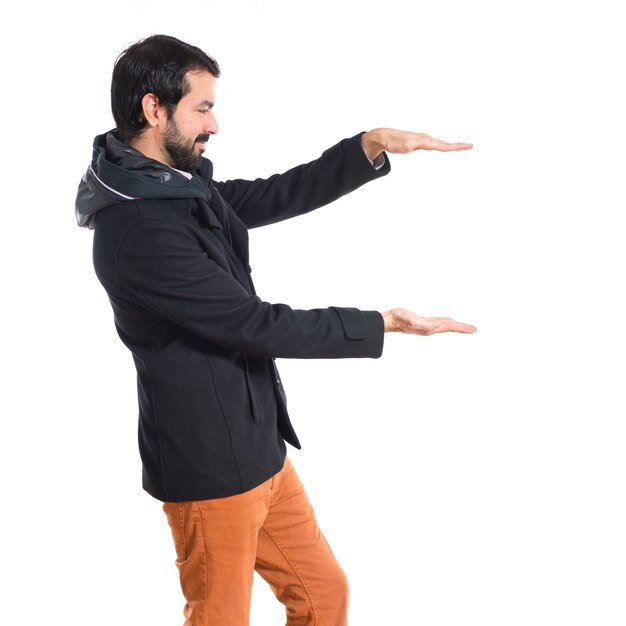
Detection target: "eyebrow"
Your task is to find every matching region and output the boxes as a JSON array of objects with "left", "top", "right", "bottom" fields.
[{"left": 197, "top": 99, "right": 215, "bottom": 108}]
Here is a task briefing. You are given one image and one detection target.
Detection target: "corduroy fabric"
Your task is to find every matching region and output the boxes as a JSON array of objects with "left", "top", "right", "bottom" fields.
[{"left": 163, "top": 457, "right": 348, "bottom": 626}]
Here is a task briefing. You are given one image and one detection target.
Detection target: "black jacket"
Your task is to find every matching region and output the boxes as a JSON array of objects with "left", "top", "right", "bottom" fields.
[{"left": 75, "top": 130, "right": 390, "bottom": 501}]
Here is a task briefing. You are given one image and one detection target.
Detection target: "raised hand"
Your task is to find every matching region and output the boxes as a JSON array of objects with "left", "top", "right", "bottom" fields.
[{"left": 362, "top": 128, "right": 473, "bottom": 160}]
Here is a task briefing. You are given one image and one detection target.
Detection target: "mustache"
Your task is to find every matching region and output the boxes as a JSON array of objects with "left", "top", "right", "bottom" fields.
[{"left": 195, "top": 134, "right": 211, "bottom": 143}]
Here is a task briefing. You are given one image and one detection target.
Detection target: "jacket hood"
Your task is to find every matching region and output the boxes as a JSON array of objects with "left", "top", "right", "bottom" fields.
[{"left": 75, "top": 130, "right": 214, "bottom": 228}]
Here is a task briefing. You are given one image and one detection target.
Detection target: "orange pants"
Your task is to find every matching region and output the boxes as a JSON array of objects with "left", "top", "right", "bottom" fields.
[{"left": 163, "top": 457, "right": 348, "bottom": 626}]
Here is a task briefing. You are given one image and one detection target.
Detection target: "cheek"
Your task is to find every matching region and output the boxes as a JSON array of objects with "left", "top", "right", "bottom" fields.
[{"left": 175, "top": 115, "right": 199, "bottom": 138}]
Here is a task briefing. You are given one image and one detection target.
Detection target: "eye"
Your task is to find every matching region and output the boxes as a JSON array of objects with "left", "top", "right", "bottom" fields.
[{"left": 198, "top": 108, "right": 210, "bottom": 114}]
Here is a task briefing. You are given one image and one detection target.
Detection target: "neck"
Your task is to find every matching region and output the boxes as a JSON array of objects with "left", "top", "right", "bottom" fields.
[{"left": 129, "top": 133, "right": 172, "bottom": 168}]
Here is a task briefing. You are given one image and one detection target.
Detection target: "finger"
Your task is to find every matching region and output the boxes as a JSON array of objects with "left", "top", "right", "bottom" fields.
[
  {"left": 428, "top": 138, "right": 473, "bottom": 152},
  {"left": 440, "top": 321, "right": 477, "bottom": 333},
  {"left": 425, "top": 318, "right": 477, "bottom": 334}
]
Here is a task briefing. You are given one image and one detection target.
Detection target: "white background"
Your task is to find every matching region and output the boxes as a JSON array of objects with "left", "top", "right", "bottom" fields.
[{"left": 1, "top": 1, "right": 624, "bottom": 624}]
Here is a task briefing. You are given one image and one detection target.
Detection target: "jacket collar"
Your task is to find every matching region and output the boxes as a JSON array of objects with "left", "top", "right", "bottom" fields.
[{"left": 75, "top": 130, "right": 215, "bottom": 228}]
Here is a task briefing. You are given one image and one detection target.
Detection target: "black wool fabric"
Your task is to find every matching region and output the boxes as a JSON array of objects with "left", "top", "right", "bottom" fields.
[{"left": 77, "top": 131, "right": 390, "bottom": 501}]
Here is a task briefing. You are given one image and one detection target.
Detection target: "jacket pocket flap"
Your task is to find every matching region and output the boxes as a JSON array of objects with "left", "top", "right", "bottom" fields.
[{"left": 330, "top": 306, "right": 367, "bottom": 340}]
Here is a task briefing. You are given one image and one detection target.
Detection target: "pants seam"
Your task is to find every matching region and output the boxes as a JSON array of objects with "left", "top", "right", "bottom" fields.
[
  {"left": 179, "top": 503, "right": 187, "bottom": 561},
  {"left": 259, "top": 525, "right": 319, "bottom": 625},
  {"left": 193, "top": 502, "right": 209, "bottom": 625}
]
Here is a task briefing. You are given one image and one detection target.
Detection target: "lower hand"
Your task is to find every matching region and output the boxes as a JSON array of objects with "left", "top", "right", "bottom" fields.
[{"left": 381, "top": 308, "right": 477, "bottom": 335}]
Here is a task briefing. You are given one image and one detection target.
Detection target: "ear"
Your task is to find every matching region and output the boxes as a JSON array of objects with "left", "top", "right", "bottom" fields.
[{"left": 140, "top": 93, "right": 166, "bottom": 128}]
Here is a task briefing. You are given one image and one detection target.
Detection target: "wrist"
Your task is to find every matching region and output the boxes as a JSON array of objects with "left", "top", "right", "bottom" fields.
[
  {"left": 380, "top": 309, "right": 396, "bottom": 333},
  {"left": 361, "top": 129, "right": 384, "bottom": 162}
]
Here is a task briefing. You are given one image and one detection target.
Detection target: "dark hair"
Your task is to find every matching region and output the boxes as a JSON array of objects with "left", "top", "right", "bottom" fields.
[{"left": 111, "top": 34, "right": 220, "bottom": 143}]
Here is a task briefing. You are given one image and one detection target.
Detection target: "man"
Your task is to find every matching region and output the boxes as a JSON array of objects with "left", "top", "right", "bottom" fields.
[{"left": 76, "top": 34, "right": 476, "bottom": 626}]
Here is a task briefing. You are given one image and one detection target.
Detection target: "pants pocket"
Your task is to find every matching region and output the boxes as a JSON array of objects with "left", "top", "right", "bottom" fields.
[
  {"left": 163, "top": 502, "right": 207, "bottom": 622},
  {"left": 163, "top": 501, "right": 194, "bottom": 563}
]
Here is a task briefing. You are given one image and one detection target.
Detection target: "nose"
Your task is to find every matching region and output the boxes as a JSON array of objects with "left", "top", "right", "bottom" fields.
[{"left": 204, "top": 110, "right": 218, "bottom": 135}]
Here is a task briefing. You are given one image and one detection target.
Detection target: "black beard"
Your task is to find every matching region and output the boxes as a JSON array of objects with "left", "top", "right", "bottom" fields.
[{"left": 162, "top": 119, "right": 204, "bottom": 172}]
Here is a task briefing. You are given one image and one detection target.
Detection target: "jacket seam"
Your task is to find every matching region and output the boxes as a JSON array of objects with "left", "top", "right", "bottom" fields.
[
  {"left": 115, "top": 215, "right": 192, "bottom": 336},
  {"left": 113, "top": 212, "right": 174, "bottom": 497},
  {"left": 205, "top": 355, "right": 244, "bottom": 492},
  {"left": 115, "top": 232, "right": 162, "bottom": 359},
  {"left": 142, "top": 357, "right": 170, "bottom": 500}
]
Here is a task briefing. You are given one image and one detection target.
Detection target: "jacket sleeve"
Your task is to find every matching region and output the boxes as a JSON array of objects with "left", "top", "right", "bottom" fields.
[
  {"left": 214, "top": 132, "right": 390, "bottom": 229},
  {"left": 116, "top": 217, "right": 385, "bottom": 359}
]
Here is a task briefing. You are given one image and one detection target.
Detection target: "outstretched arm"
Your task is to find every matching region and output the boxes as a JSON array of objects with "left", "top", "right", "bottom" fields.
[
  {"left": 361, "top": 128, "right": 473, "bottom": 161},
  {"left": 215, "top": 132, "right": 390, "bottom": 229}
]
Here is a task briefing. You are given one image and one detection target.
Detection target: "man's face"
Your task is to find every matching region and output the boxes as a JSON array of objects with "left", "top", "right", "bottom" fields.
[{"left": 161, "top": 70, "right": 218, "bottom": 171}]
